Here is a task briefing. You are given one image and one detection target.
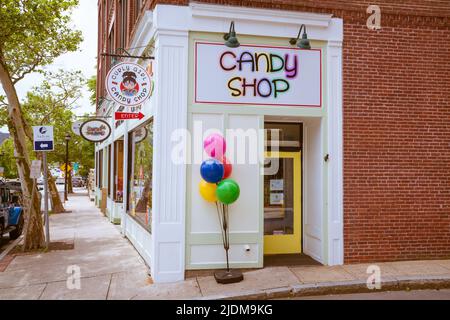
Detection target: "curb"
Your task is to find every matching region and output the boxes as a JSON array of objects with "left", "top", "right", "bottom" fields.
[{"left": 198, "top": 276, "right": 450, "bottom": 300}]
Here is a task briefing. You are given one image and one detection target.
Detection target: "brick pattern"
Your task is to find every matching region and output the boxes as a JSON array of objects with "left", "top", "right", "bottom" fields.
[
  {"left": 342, "top": 21, "right": 450, "bottom": 263},
  {"left": 97, "top": 0, "right": 450, "bottom": 263}
]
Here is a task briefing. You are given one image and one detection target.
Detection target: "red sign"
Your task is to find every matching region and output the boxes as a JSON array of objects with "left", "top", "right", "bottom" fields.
[{"left": 115, "top": 112, "right": 144, "bottom": 120}]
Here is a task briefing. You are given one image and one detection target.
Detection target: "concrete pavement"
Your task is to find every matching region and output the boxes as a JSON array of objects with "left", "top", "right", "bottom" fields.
[{"left": 1, "top": 191, "right": 450, "bottom": 300}]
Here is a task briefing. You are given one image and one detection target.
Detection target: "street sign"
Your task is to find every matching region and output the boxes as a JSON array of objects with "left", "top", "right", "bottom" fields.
[
  {"left": 30, "top": 160, "right": 42, "bottom": 179},
  {"left": 60, "top": 163, "right": 72, "bottom": 172},
  {"left": 72, "top": 121, "right": 83, "bottom": 136},
  {"left": 73, "top": 162, "right": 79, "bottom": 172},
  {"left": 115, "top": 112, "right": 144, "bottom": 120},
  {"left": 33, "top": 126, "right": 54, "bottom": 151}
]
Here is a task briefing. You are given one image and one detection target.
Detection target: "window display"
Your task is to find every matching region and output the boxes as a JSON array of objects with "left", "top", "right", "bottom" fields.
[
  {"left": 128, "top": 121, "right": 153, "bottom": 232},
  {"left": 114, "top": 140, "right": 124, "bottom": 202}
]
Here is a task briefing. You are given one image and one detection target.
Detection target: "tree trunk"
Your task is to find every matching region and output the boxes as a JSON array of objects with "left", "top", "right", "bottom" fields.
[
  {"left": 36, "top": 153, "right": 65, "bottom": 213},
  {"left": 0, "top": 59, "right": 45, "bottom": 250},
  {"left": 68, "top": 170, "right": 73, "bottom": 194},
  {"left": 49, "top": 174, "right": 65, "bottom": 212}
]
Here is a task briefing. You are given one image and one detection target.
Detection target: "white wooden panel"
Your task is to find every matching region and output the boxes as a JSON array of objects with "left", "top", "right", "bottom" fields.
[
  {"left": 190, "top": 113, "right": 224, "bottom": 233},
  {"left": 227, "top": 114, "right": 260, "bottom": 233},
  {"left": 190, "top": 244, "right": 259, "bottom": 265},
  {"left": 303, "top": 119, "right": 323, "bottom": 262}
]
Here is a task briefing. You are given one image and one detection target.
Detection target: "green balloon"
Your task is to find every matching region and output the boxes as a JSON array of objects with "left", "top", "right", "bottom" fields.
[{"left": 216, "top": 179, "right": 240, "bottom": 204}]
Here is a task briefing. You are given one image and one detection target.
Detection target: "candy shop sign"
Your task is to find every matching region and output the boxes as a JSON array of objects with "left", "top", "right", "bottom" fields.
[
  {"left": 106, "top": 62, "right": 152, "bottom": 107},
  {"left": 195, "top": 42, "right": 322, "bottom": 107}
]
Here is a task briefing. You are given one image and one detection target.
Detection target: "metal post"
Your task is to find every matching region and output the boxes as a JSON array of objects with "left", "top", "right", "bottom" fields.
[
  {"left": 43, "top": 153, "right": 49, "bottom": 248},
  {"left": 64, "top": 139, "right": 69, "bottom": 201}
]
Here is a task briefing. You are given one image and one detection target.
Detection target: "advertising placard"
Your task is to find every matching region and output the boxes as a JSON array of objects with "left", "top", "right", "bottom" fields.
[
  {"left": 80, "top": 119, "right": 111, "bottom": 143},
  {"left": 195, "top": 42, "right": 322, "bottom": 107}
]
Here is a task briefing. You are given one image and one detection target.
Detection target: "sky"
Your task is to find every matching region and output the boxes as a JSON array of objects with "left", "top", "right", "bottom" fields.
[{"left": 0, "top": 0, "right": 98, "bottom": 133}]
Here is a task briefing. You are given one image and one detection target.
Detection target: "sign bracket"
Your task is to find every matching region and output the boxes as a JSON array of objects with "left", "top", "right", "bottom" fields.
[{"left": 101, "top": 47, "right": 154, "bottom": 60}]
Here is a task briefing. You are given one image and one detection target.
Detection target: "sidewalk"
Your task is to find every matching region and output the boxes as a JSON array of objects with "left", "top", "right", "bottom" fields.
[{"left": 1, "top": 192, "right": 450, "bottom": 300}]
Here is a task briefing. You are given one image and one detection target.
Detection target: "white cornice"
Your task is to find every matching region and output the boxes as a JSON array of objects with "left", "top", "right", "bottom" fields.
[
  {"left": 129, "top": 11, "right": 154, "bottom": 58},
  {"left": 189, "top": 2, "right": 332, "bottom": 28}
]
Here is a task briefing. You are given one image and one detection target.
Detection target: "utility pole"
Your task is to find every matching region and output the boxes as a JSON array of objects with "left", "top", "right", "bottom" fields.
[
  {"left": 43, "top": 152, "right": 49, "bottom": 247},
  {"left": 64, "top": 133, "right": 71, "bottom": 201}
]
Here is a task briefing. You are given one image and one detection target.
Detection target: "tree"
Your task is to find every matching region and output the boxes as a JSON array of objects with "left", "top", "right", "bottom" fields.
[
  {"left": 20, "top": 69, "right": 85, "bottom": 213},
  {"left": 87, "top": 75, "right": 97, "bottom": 106},
  {"left": 0, "top": 0, "right": 82, "bottom": 250},
  {"left": 0, "top": 138, "right": 18, "bottom": 178}
]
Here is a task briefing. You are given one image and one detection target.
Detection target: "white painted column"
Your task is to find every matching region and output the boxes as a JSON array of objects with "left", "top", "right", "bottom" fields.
[
  {"left": 151, "top": 26, "right": 189, "bottom": 282},
  {"left": 326, "top": 35, "right": 344, "bottom": 265},
  {"left": 120, "top": 120, "right": 129, "bottom": 236}
]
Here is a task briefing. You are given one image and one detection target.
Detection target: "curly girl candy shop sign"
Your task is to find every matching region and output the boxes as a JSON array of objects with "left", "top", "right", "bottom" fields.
[
  {"left": 106, "top": 62, "right": 152, "bottom": 107},
  {"left": 194, "top": 42, "right": 322, "bottom": 107}
]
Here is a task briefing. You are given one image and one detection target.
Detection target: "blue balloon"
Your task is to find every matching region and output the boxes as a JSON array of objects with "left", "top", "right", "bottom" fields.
[{"left": 200, "top": 159, "right": 224, "bottom": 183}]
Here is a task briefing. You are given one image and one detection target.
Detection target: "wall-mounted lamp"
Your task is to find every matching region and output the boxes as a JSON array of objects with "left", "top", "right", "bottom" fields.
[
  {"left": 223, "top": 21, "right": 240, "bottom": 48},
  {"left": 289, "top": 24, "right": 311, "bottom": 49}
]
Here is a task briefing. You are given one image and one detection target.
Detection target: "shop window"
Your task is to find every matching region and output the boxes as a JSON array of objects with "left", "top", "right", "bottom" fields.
[
  {"left": 108, "top": 145, "right": 112, "bottom": 197},
  {"left": 265, "top": 122, "right": 302, "bottom": 152},
  {"left": 98, "top": 149, "right": 103, "bottom": 189},
  {"left": 114, "top": 139, "right": 124, "bottom": 202},
  {"left": 128, "top": 120, "right": 153, "bottom": 232}
]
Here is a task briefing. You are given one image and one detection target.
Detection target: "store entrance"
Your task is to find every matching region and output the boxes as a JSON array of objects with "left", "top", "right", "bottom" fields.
[
  {"left": 263, "top": 122, "right": 303, "bottom": 255},
  {"left": 263, "top": 151, "right": 301, "bottom": 254}
]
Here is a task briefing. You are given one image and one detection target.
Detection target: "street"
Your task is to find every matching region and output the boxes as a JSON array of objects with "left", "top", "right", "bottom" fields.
[{"left": 287, "top": 289, "right": 450, "bottom": 300}]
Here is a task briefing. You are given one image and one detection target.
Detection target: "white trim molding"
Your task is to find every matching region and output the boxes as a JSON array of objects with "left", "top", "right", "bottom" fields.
[
  {"left": 150, "top": 6, "right": 189, "bottom": 283},
  {"left": 326, "top": 37, "right": 344, "bottom": 265}
]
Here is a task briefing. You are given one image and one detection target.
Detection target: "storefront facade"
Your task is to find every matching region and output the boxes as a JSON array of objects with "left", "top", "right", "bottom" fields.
[{"left": 95, "top": 1, "right": 450, "bottom": 283}]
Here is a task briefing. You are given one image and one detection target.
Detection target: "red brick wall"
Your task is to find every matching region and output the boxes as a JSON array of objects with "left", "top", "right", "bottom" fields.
[{"left": 342, "top": 17, "right": 450, "bottom": 263}]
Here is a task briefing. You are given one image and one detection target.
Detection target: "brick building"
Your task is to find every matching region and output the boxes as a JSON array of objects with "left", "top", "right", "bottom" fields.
[{"left": 96, "top": 1, "right": 450, "bottom": 282}]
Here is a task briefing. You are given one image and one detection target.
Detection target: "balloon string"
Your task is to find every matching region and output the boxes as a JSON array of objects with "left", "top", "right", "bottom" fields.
[
  {"left": 223, "top": 203, "right": 230, "bottom": 272},
  {"left": 215, "top": 201, "right": 226, "bottom": 256}
]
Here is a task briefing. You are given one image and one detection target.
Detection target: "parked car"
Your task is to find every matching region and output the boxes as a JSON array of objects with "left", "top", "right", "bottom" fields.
[
  {"left": 0, "top": 181, "right": 24, "bottom": 244},
  {"left": 5, "top": 180, "right": 21, "bottom": 192},
  {"left": 72, "top": 176, "right": 84, "bottom": 188},
  {"left": 56, "top": 177, "right": 65, "bottom": 185}
]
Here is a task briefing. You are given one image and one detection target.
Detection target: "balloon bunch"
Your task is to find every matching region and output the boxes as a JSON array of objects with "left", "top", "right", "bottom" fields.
[{"left": 198, "top": 133, "right": 241, "bottom": 277}]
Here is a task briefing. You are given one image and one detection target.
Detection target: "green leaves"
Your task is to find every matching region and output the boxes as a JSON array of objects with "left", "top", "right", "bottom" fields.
[
  {"left": 87, "top": 75, "right": 97, "bottom": 106},
  {"left": 20, "top": 69, "right": 93, "bottom": 171},
  {"left": 0, "top": 0, "right": 83, "bottom": 83}
]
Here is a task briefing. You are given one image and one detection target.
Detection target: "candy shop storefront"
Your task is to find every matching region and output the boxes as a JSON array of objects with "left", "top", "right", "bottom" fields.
[{"left": 97, "top": 3, "right": 343, "bottom": 283}]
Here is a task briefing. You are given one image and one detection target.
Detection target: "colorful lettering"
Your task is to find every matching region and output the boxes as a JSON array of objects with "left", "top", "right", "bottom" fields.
[{"left": 220, "top": 50, "right": 300, "bottom": 99}]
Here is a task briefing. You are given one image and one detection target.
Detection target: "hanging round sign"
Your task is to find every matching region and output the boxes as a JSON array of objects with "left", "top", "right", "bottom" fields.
[
  {"left": 133, "top": 126, "right": 148, "bottom": 143},
  {"left": 106, "top": 62, "right": 152, "bottom": 107},
  {"left": 80, "top": 119, "right": 111, "bottom": 143},
  {"left": 71, "top": 121, "right": 83, "bottom": 136}
]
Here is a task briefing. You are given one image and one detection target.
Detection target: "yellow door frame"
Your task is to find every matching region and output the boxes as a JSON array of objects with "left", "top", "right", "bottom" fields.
[{"left": 264, "top": 151, "right": 302, "bottom": 255}]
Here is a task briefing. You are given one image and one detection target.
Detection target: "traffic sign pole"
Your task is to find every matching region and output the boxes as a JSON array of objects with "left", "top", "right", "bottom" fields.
[
  {"left": 32, "top": 126, "right": 53, "bottom": 249},
  {"left": 43, "top": 152, "right": 50, "bottom": 248}
]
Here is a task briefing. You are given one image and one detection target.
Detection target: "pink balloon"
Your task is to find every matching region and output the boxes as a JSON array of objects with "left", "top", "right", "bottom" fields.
[{"left": 203, "top": 133, "right": 226, "bottom": 159}]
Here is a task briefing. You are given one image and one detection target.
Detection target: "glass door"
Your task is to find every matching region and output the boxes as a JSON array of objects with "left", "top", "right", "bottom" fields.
[{"left": 264, "top": 151, "right": 301, "bottom": 255}]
